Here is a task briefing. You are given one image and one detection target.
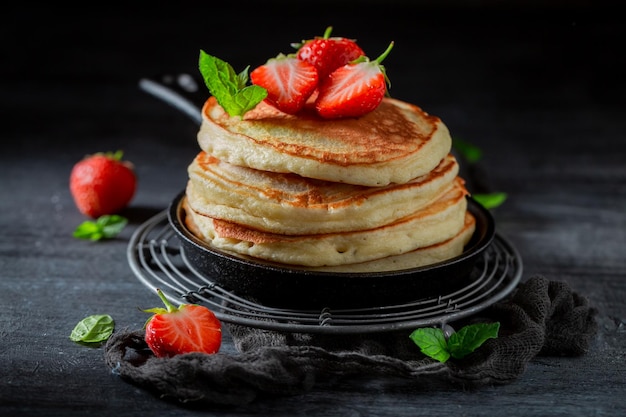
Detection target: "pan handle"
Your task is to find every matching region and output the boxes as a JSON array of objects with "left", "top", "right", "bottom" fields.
[{"left": 139, "top": 73, "right": 205, "bottom": 125}]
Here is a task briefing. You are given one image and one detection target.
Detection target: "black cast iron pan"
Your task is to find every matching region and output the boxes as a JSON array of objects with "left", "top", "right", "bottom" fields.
[{"left": 167, "top": 191, "right": 495, "bottom": 310}]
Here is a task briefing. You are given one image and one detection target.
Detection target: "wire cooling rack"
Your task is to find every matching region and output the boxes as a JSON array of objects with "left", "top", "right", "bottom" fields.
[{"left": 127, "top": 210, "right": 523, "bottom": 334}]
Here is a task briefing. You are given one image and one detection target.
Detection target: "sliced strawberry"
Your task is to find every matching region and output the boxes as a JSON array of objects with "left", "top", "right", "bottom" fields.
[
  {"left": 143, "top": 289, "right": 222, "bottom": 358},
  {"left": 250, "top": 53, "right": 318, "bottom": 114},
  {"left": 294, "top": 26, "right": 365, "bottom": 80},
  {"left": 315, "top": 42, "right": 394, "bottom": 119}
]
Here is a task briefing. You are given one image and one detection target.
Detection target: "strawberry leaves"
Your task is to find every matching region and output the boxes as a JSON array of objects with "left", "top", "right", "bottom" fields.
[{"left": 199, "top": 50, "right": 267, "bottom": 117}]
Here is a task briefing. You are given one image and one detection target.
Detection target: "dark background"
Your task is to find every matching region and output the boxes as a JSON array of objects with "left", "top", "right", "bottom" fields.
[{"left": 2, "top": 1, "right": 625, "bottom": 416}]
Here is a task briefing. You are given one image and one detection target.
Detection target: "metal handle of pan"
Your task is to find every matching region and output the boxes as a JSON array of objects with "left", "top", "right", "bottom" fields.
[{"left": 138, "top": 73, "right": 205, "bottom": 125}]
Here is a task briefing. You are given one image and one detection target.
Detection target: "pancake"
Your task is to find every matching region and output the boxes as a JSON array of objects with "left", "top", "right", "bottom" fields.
[
  {"left": 197, "top": 96, "right": 452, "bottom": 186},
  {"left": 312, "top": 211, "right": 476, "bottom": 273},
  {"left": 182, "top": 178, "right": 469, "bottom": 267},
  {"left": 185, "top": 151, "right": 460, "bottom": 235}
]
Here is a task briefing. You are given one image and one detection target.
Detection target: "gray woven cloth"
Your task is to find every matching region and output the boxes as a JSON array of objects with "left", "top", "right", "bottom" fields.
[{"left": 104, "top": 275, "right": 597, "bottom": 405}]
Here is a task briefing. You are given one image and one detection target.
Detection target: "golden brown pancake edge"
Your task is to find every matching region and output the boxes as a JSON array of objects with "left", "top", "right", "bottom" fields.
[{"left": 197, "top": 96, "right": 452, "bottom": 186}]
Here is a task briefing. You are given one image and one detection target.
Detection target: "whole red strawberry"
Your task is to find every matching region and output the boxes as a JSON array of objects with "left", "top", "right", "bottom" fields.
[
  {"left": 69, "top": 150, "right": 136, "bottom": 218},
  {"left": 143, "top": 288, "right": 222, "bottom": 358},
  {"left": 316, "top": 42, "right": 394, "bottom": 119},
  {"left": 250, "top": 53, "right": 318, "bottom": 114},
  {"left": 294, "top": 26, "right": 365, "bottom": 80}
]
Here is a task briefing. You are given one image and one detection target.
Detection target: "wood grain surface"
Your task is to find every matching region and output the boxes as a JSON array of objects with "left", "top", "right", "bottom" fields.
[{"left": 2, "top": 2, "right": 624, "bottom": 416}]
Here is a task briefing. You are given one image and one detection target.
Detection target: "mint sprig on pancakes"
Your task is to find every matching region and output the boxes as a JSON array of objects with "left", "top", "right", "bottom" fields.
[{"left": 198, "top": 50, "right": 267, "bottom": 117}]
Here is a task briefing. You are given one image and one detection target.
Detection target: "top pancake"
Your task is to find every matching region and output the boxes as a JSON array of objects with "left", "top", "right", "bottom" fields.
[{"left": 197, "top": 96, "right": 452, "bottom": 186}]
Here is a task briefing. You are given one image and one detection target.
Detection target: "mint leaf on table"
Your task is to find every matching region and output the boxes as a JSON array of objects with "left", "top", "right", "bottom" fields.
[
  {"left": 70, "top": 314, "right": 115, "bottom": 344},
  {"left": 452, "top": 137, "right": 483, "bottom": 163},
  {"left": 451, "top": 138, "right": 508, "bottom": 209},
  {"left": 473, "top": 192, "right": 508, "bottom": 209},
  {"left": 409, "top": 322, "right": 500, "bottom": 363},
  {"left": 198, "top": 50, "right": 267, "bottom": 117},
  {"left": 73, "top": 214, "right": 128, "bottom": 241}
]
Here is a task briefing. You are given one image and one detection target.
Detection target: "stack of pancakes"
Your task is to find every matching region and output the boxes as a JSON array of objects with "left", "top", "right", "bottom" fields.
[{"left": 182, "top": 96, "right": 475, "bottom": 272}]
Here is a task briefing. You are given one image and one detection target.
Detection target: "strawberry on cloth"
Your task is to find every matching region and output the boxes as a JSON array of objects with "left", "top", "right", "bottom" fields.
[{"left": 143, "top": 289, "right": 222, "bottom": 358}]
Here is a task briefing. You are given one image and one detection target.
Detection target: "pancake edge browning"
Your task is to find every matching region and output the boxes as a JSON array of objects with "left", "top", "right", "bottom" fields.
[
  {"left": 313, "top": 211, "right": 476, "bottom": 273},
  {"left": 185, "top": 152, "right": 460, "bottom": 235},
  {"left": 182, "top": 179, "right": 469, "bottom": 267},
  {"left": 182, "top": 198, "right": 474, "bottom": 272},
  {"left": 197, "top": 96, "right": 452, "bottom": 186}
]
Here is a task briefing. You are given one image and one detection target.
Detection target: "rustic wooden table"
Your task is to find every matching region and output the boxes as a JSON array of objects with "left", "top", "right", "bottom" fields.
[{"left": 2, "top": 2, "right": 624, "bottom": 416}]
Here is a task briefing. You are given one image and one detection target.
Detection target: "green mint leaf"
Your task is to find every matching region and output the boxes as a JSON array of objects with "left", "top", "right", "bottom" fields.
[
  {"left": 451, "top": 138, "right": 507, "bottom": 209},
  {"left": 452, "top": 138, "right": 483, "bottom": 163},
  {"left": 98, "top": 215, "right": 128, "bottom": 238},
  {"left": 73, "top": 215, "right": 128, "bottom": 241},
  {"left": 448, "top": 322, "right": 500, "bottom": 359},
  {"left": 410, "top": 322, "right": 501, "bottom": 363},
  {"left": 73, "top": 221, "right": 102, "bottom": 240},
  {"left": 70, "top": 314, "right": 115, "bottom": 344},
  {"left": 409, "top": 327, "right": 451, "bottom": 363},
  {"left": 473, "top": 192, "right": 508, "bottom": 209},
  {"left": 198, "top": 50, "right": 267, "bottom": 117},
  {"left": 237, "top": 66, "right": 251, "bottom": 90},
  {"left": 233, "top": 85, "right": 269, "bottom": 115}
]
